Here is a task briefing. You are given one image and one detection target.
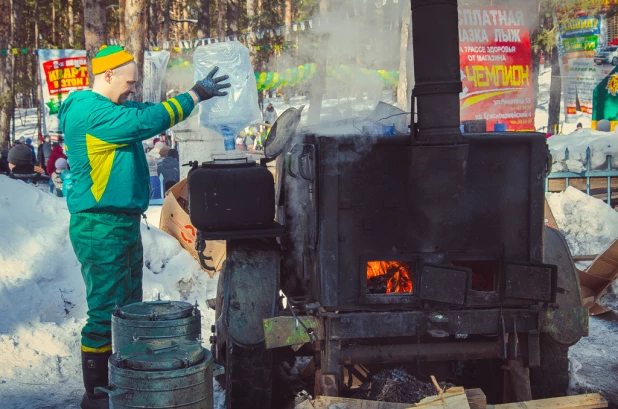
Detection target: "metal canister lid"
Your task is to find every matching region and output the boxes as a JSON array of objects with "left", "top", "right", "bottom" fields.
[
  {"left": 117, "top": 340, "right": 208, "bottom": 371},
  {"left": 117, "top": 300, "right": 196, "bottom": 321}
]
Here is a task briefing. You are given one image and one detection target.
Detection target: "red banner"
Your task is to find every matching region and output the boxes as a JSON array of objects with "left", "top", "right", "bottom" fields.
[
  {"left": 42, "top": 56, "right": 89, "bottom": 96},
  {"left": 459, "top": 7, "right": 535, "bottom": 132}
]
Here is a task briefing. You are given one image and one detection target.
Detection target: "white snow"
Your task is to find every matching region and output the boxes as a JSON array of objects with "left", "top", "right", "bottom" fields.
[
  {"left": 548, "top": 129, "right": 618, "bottom": 173},
  {"left": 0, "top": 175, "right": 223, "bottom": 408},
  {"left": 547, "top": 187, "right": 618, "bottom": 256}
]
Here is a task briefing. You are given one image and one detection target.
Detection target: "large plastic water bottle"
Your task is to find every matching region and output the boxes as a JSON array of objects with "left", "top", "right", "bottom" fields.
[{"left": 193, "top": 42, "right": 261, "bottom": 151}]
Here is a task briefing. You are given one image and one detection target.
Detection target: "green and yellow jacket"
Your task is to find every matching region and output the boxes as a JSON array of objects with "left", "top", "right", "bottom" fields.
[{"left": 58, "top": 90, "right": 194, "bottom": 214}]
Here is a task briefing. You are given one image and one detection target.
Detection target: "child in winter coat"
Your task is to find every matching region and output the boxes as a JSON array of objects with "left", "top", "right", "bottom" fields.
[{"left": 51, "top": 158, "right": 68, "bottom": 197}]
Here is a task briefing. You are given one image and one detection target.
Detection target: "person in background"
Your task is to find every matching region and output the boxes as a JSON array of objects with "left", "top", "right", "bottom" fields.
[
  {"left": 52, "top": 158, "right": 68, "bottom": 197},
  {"left": 146, "top": 144, "right": 163, "bottom": 199},
  {"left": 157, "top": 147, "right": 180, "bottom": 192},
  {"left": 18, "top": 136, "right": 26, "bottom": 145},
  {"left": 25, "top": 138, "right": 37, "bottom": 163},
  {"left": 38, "top": 135, "right": 52, "bottom": 169},
  {"left": 576, "top": 123, "right": 583, "bottom": 131},
  {"left": 264, "top": 102, "right": 277, "bottom": 125},
  {"left": 47, "top": 142, "right": 67, "bottom": 176},
  {"left": 0, "top": 149, "right": 9, "bottom": 175},
  {"left": 7, "top": 144, "right": 50, "bottom": 189}
]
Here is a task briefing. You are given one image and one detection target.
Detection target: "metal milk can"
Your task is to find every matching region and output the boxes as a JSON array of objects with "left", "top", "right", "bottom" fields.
[
  {"left": 97, "top": 340, "right": 220, "bottom": 408},
  {"left": 111, "top": 298, "right": 201, "bottom": 352}
]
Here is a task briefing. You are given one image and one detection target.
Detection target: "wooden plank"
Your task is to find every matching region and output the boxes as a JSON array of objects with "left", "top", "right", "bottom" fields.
[
  {"left": 465, "top": 389, "right": 487, "bottom": 409},
  {"left": 415, "top": 387, "right": 470, "bottom": 409},
  {"left": 298, "top": 396, "right": 412, "bottom": 409},
  {"left": 488, "top": 394, "right": 607, "bottom": 409}
]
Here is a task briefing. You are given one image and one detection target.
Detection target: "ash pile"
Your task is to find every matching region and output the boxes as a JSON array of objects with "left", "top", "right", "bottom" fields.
[{"left": 353, "top": 368, "right": 453, "bottom": 403}]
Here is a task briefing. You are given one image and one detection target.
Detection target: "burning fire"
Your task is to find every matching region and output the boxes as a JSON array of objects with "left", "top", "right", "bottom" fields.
[{"left": 366, "top": 261, "right": 413, "bottom": 294}]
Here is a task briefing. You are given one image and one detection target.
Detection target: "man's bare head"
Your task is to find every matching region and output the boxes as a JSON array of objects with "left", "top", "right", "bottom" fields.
[{"left": 93, "top": 61, "right": 137, "bottom": 105}]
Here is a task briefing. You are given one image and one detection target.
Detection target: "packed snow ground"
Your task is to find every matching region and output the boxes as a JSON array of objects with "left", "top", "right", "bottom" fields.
[{"left": 0, "top": 176, "right": 223, "bottom": 409}]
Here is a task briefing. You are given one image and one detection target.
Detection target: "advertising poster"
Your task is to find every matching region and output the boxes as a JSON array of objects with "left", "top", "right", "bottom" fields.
[
  {"left": 458, "top": 7, "right": 535, "bottom": 131},
  {"left": 38, "top": 49, "right": 89, "bottom": 138},
  {"left": 557, "top": 14, "right": 609, "bottom": 124}
]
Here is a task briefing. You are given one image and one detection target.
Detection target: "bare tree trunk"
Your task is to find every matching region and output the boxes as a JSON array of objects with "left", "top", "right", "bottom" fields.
[
  {"left": 52, "top": 0, "right": 56, "bottom": 45},
  {"left": 226, "top": 0, "right": 239, "bottom": 35},
  {"left": 547, "top": 45, "right": 561, "bottom": 135},
  {"left": 397, "top": 8, "right": 413, "bottom": 111},
  {"left": 182, "top": 0, "right": 189, "bottom": 37},
  {"left": 162, "top": 0, "right": 170, "bottom": 41},
  {"left": 68, "top": 0, "right": 75, "bottom": 46},
  {"left": 0, "top": 0, "right": 11, "bottom": 148},
  {"left": 34, "top": 0, "right": 41, "bottom": 136},
  {"left": 125, "top": 0, "right": 147, "bottom": 101},
  {"left": 83, "top": 0, "right": 107, "bottom": 79},
  {"left": 196, "top": 0, "right": 210, "bottom": 39},
  {"left": 174, "top": 0, "right": 180, "bottom": 41},
  {"left": 10, "top": 0, "right": 24, "bottom": 143},
  {"left": 217, "top": 0, "right": 226, "bottom": 38},
  {"left": 119, "top": 0, "right": 126, "bottom": 44},
  {"left": 148, "top": 0, "right": 157, "bottom": 44},
  {"left": 284, "top": 0, "right": 292, "bottom": 36}
]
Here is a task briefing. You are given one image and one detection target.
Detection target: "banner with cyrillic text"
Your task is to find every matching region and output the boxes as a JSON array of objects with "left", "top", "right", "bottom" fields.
[
  {"left": 458, "top": 7, "right": 535, "bottom": 131},
  {"left": 557, "top": 14, "right": 609, "bottom": 124},
  {"left": 38, "top": 49, "right": 89, "bottom": 138}
]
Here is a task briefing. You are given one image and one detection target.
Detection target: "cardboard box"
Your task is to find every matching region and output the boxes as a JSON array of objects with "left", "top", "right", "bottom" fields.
[
  {"left": 159, "top": 179, "right": 226, "bottom": 278},
  {"left": 576, "top": 239, "right": 618, "bottom": 315},
  {"left": 545, "top": 197, "right": 618, "bottom": 315}
]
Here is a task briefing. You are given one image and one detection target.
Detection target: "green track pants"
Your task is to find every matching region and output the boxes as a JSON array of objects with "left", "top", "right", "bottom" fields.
[{"left": 69, "top": 212, "right": 143, "bottom": 351}]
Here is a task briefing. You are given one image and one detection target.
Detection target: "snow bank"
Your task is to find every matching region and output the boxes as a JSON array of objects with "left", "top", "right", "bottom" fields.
[
  {"left": 548, "top": 129, "right": 618, "bottom": 173},
  {"left": 546, "top": 187, "right": 618, "bottom": 256},
  {"left": 0, "top": 175, "right": 221, "bottom": 408}
]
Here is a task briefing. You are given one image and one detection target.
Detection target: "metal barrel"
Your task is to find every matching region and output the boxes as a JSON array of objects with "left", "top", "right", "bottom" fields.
[
  {"left": 104, "top": 351, "right": 214, "bottom": 409},
  {"left": 111, "top": 300, "right": 202, "bottom": 353}
]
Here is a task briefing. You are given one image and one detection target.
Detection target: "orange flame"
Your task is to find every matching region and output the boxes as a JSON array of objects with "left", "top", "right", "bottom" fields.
[{"left": 367, "top": 261, "right": 413, "bottom": 294}]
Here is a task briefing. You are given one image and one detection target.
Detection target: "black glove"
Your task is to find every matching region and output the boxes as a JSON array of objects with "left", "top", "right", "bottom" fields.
[{"left": 191, "top": 66, "right": 231, "bottom": 102}]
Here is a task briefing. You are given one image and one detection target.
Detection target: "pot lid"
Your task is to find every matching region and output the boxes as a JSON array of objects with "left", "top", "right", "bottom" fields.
[
  {"left": 264, "top": 105, "right": 304, "bottom": 159},
  {"left": 117, "top": 299, "right": 196, "bottom": 321},
  {"left": 118, "top": 340, "right": 209, "bottom": 371}
]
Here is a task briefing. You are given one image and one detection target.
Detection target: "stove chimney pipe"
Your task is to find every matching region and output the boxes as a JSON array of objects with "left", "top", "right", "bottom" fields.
[{"left": 410, "top": 0, "right": 462, "bottom": 142}]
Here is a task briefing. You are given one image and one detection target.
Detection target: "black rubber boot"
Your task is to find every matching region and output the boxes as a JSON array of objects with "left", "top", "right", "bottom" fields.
[{"left": 80, "top": 350, "right": 112, "bottom": 409}]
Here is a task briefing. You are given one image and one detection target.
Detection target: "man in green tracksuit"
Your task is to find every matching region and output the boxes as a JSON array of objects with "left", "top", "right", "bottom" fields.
[{"left": 58, "top": 45, "right": 230, "bottom": 409}]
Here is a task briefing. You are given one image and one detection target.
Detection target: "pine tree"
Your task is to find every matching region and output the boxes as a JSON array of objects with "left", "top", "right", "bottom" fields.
[{"left": 125, "top": 0, "right": 147, "bottom": 101}]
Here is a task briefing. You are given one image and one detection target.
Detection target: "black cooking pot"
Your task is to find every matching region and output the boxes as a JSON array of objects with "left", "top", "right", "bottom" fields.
[{"left": 187, "top": 158, "right": 275, "bottom": 231}]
